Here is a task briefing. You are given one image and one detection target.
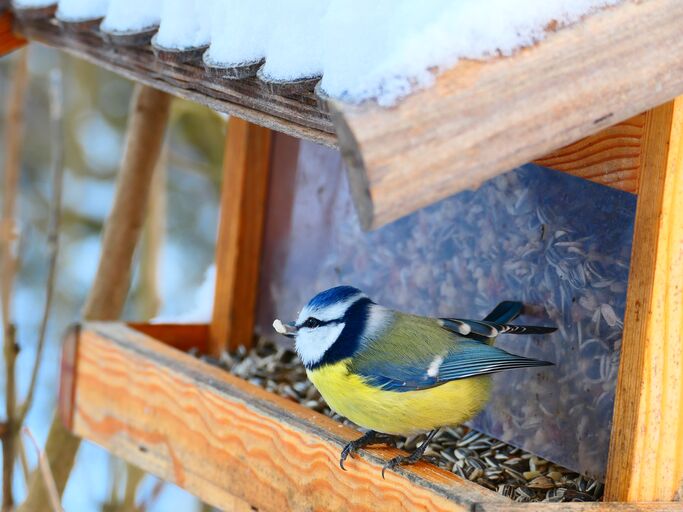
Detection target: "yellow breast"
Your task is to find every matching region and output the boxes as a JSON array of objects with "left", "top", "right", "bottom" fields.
[{"left": 307, "top": 359, "right": 492, "bottom": 436}]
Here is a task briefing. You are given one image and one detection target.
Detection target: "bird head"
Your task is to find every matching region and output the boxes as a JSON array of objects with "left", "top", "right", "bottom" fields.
[{"left": 273, "top": 285, "right": 388, "bottom": 369}]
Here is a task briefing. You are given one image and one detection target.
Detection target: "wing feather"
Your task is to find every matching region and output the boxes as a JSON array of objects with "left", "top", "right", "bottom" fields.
[{"left": 356, "top": 340, "right": 553, "bottom": 392}]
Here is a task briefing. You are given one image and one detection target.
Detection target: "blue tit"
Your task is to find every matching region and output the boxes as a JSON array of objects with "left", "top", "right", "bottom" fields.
[{"left": 273, "top": 285, "right": 555, "bottom": 476}]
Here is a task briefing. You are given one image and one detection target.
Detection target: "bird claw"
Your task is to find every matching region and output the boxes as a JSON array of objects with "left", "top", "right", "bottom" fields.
[
  {"left": 338, "top": 430, "right": 393, "bottom": 472},
  {"left": 339, "top": 442, "right": 355, "bottom": 470},
  {"left": 380, "top": 429, "right": 439, "bottom": 478},
  {"left": 381, "top": 454, "right": 420, "bottom": 479}
]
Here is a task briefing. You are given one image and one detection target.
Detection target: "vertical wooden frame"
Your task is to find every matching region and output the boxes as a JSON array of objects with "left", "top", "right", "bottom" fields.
[
  {"left": 210, "top": 117, "right": 273, "bottom": 356},
  {"left": 605, "top": 99, "right": 683, "bottom": 501},
  {"left": 0, "top": 12, "right": 25, "bottom": 56}
]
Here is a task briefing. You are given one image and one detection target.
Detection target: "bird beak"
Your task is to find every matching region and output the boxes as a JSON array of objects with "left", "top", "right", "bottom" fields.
[{"left": 273, "top": 319, "right": 298, "bottom": 338}]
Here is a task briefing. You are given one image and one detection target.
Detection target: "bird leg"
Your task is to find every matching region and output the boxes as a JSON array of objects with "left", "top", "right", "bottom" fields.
[
  {"left": 382, "top": 429, "right": 440, "bottom": 478},
  {"left": 339, "top": 430, "right": 394, "bottom": 470}
]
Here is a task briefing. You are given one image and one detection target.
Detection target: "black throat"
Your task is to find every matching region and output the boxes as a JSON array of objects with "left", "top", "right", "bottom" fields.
[{"left": 306, "top": 297, "right": 373, "bottom": 371}]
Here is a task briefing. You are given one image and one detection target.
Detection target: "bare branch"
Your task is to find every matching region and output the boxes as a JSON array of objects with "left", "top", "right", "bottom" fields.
[
  {"left": 137, "top": 477, "right": 165, "bottom": 512},
  {"left": 22, "top": 428, "right": 63, "bottom": 512},
  {"left": 1, "top": 47, "right": 29, "bottom": 512},
  {"left": 137, "top": 148, "right": 166, "bottom": 320},
  {"left": 17, "top": 65, "right": 65, "bottom": 427},
  {"left": 17, "top": 435, "right": 30, "bottom": 485}
]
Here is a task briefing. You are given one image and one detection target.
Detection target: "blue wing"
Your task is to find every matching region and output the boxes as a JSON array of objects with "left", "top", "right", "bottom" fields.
[{"left": 355, "top": 340, "right": 553, "bottom": 392}]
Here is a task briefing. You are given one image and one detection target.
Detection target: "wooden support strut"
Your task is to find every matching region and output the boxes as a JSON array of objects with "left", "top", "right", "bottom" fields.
[
  {"left": 210, "top": 118, "right": 272, "bottom": 355},
  {"left": 0, "top": 11, "right": 26, "bottom": 57},
  {"left": 604, "top": 99, "right": 683, "bottom": 501}
]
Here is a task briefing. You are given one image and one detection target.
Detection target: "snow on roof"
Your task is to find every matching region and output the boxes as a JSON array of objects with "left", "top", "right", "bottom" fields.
[
  {"left": 54, "top": 0, "right": 621, "bottom": 104},
  {"left": 156, "top": 0, "right": 210, "bottom": 50},
  {"left": 101, "top": 0, "right": 162, "bottom": 33},
  {"left": 318, "top": 0, "right": 622, "bottom": 105},
  {"left": 56, "top": 0, "right": 108, "bottom": 22}
]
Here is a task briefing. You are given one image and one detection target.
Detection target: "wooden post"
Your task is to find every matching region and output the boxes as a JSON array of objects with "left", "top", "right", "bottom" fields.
[
  {"left": 604, "top": 98, "right": 683, "bottom": 501},
  {"left": 19, "top": 85, "right": 172, "bottom": 511},
  {"left": 209, "top": 118, "right": 272, "bottom": 356},
  {"left": 0, "top": 12, "right": 26, "bottom": 57}
]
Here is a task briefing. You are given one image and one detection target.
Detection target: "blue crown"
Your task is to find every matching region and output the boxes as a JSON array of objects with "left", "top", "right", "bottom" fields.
[{"left": 306, "top": 285, "right": 363, "bottom": 310}]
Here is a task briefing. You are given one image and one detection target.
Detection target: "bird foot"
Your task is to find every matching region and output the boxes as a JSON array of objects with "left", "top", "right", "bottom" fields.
[
  {"left": 339, "top": 431, "right": 393, "bottom": 471},
  {"left": 381, "top": 428, "right": 440, "bottom": 478},
  {"left": 381, "top": 450, "right": 424, "bottom": 478}
]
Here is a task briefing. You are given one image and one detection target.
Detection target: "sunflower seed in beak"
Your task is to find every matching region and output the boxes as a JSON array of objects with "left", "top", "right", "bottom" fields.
[{"left": 273, "top": 319, "right": 298, "bottom": 338}]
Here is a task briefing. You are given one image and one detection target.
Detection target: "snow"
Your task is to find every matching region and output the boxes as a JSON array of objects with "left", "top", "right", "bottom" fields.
[
  {"left": 317, "top": 0, "right": 622, "bottom": 105},
  {"left": 204, "top": 0, "right": 270, "bottom": 67},
  {"left": 101, "top": 0, "right": 162, "bottom": 33},
  {"left": 90, "top": 0, "right": 619, "bottom": 102},
  {"left": 56, "top": 0, "right": 108, "bottom": 22},
  {"left": 155, "top": 0, "right": 210, "bottom": 50},
  {"left": 260, "top": 0, "right": 329, "bottom": 81},
  {"left": 153, "top": 264, "right": 215, "bottom": 323},
  {"left": 11, "top": 0, "right": 55, "bottom": 8}
]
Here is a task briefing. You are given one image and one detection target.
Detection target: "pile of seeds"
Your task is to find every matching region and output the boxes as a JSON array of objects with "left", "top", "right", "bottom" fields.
[{"left": 203, "top": 337, "right": 603, "bottom": 503}]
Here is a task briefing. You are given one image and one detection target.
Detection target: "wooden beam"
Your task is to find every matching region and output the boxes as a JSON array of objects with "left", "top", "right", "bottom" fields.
[
  {"left": 534, "top": 113, "right": 644, "bottom": 194},
  {"left": 15, "top": 18, "right": 335, "bottom": 147},
  {"left": 210, "top": 118, "right": 272, "bottom": 355},
  {"left": 63, "top": 322, "right": 508, "bottom": 512},
  {"left": 604, "top": 99, "right": 683, "bottom": 501},
  {"left": 126, "top": 323, "right": 209, "bottom": 353},
  {"left": 331, "top": 0, "right": 683, "bottom": 229},
  {"left": 0, "top": 12, "right": 26, "bottom": 57}
]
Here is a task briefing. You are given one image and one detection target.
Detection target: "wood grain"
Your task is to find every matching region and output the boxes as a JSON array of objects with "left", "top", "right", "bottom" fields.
[
  {"left": 604, "top": 99, "right": 683, "bottom": 501},
  {"left": 0, "top": 12, "right": 25, "bottom": 56},
  {"left": 331, "top": 0, "right": 683, "bottom": 229},
  {"left": 534, "top": 113, "right": 645, "bottom": 194},
  {"left": 15, "top": 18, "right": 335, "bottom": 148},
  {"left": 65, "top": 322, "right": 508, "bottom": 511},
  {"left": 210, "top": 119, "right": 272, "bottom": 355}
]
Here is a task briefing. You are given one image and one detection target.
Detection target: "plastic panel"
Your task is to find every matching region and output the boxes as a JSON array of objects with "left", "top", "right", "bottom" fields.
[{"left": 256, "top": 136, "right": 636, "bottom": 480}]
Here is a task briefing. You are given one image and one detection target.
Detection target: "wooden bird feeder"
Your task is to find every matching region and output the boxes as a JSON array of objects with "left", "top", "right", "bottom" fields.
[{"left": 3, "top": 1, "right": 683, "bottom": 510}]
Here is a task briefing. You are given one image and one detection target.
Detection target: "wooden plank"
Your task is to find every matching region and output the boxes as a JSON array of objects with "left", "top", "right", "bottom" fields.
[
  {"left": 210, "top": 119, "right": 272, "bottom": 355},
  {"left": 63, "top": 322, "right": 508, "bottom": 511},
  {"left": 534, "top": 113, "right": 645, "bottom": 194},
  {"left": 331, "top": 0, "right": 683, "bottom": 229},
  {"left": 476, "top": 503, "right": 683, "bottom": 512},
  {"left": 604, "top": 99, "right": 683, "bottom": 501},
  {"left": 126, "top": 323, "right": 209, "bottom": 353},
  {"left": 14, "top": 18, "right": 336, "bottom": 148},
  {"left": 0, "top": 12, "right": 25, "bottom": 56}
]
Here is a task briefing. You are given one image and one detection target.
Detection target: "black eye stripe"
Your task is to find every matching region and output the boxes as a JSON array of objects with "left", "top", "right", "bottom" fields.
[{"left": 298, "top": 317, "right": 341, "bottom": 328}]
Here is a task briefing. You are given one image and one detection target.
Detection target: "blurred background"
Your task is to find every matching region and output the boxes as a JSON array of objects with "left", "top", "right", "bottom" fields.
[{"left": 0, "top": 45, "right": 224, "bottom": 510}]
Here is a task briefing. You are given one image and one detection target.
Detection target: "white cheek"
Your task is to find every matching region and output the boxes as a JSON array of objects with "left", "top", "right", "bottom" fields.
[{"left": 295, "top": 323, "right": 345, "bottom": 366}]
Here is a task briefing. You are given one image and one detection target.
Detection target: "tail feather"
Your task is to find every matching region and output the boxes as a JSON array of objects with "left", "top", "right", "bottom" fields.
[
  {"left": 496, "top": 324, "right": 557, "bottom": 335},
  {"left": 484, "top": 301, "right": 523, "bottom": 324}
]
